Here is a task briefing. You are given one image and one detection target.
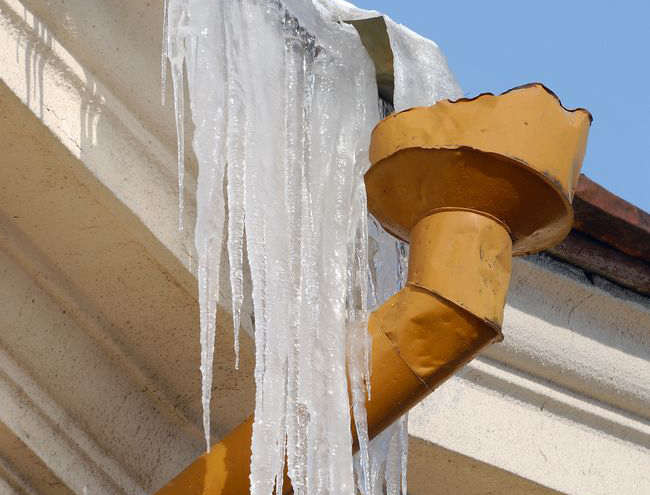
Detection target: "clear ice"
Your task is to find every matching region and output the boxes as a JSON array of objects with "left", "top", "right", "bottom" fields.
[{"left": 163, "top": 0, "right": 461, "bottom": 493}]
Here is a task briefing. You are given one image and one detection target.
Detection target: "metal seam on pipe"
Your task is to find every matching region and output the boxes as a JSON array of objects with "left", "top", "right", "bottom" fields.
[{"left": 372, "top": 314, "right": 433, "bottom": 391}]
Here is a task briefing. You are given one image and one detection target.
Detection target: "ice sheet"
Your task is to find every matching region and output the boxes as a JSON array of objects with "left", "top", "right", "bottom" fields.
[{"left": 163, "top": 0, "right": 460, "bottom": 492}]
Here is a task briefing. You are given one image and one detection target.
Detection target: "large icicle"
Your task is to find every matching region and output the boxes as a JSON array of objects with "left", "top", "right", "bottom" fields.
[
  {"left": 164, "top": 0, "right": 229, "bottom": 450},
  {"left": 224, "top": 2, "right": 248, "bottom": 369},
  {"left": 163, "top": 0, "right": 461, "bottom": 491}
]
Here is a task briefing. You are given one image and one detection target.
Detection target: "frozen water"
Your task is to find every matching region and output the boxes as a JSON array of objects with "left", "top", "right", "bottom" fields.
[{"left": 163, "top": 0, "right": 460, "bottom": 492}]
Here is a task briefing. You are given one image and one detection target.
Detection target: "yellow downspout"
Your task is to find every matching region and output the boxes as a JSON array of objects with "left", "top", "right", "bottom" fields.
[
  {"left": 155, "top": 83, "right": 591, "bottom": 495},
  {"left": 361, "top": 209, "right": 510, "bottom": 438}
]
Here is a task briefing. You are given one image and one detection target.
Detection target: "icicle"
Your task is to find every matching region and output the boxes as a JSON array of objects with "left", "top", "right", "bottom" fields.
[
  {"left": 384, "top": 414, "right": 410, "bottom": 494},
  {"left": 164, "top": 0, "right": 190, "bottom": 232},
  {"left": 347, "top": 183, "right": 374, "bottom": 495},
  {"left": 247, "top": 5, "right": 292, "bottom": 494},
  {"left": 224, "top": 1, "right": 246, "bottom": 369},
  {"left": 385, "top": 428, "right": 401, "bottom": 495},
  {"left": 164, "top": 0, "right": 230, "bottom": 451},
  {"left": 282, "top": 12, "right": 314, "bottom": 495},
  {"left": 348, "top": 317, "right": 371, "bottom": 495},
  {"left": 357, "top": 202, "right": 372, "bottom": 401},
  {"left": 172, "top": 71, "right": 185, "bottom": 232},
  {"left": 399, "top": 414, "right": 409, "bottom": 495},
  {"left": 161, "top": 0, "right": 169, "bottom": 106},
  {"left": 163, "top": 0, "right": 460, "bottom": 490},
  {"left": 396, "top": 240, "right": 408, "bottom": 289},
  {"left": 368, "top": 215, "right": 404, "bottom": 304}
]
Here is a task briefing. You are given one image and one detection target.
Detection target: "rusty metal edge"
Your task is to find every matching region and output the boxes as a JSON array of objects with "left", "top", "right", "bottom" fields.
[
  {"left": 571, "top": 174, "right": 650, "bottom": 261},
  {"left": 544, "top": 175, "right": 650, "bottom": 296},
  {"left": 547, "top": 230, "right": 650, "bottom": 296}
]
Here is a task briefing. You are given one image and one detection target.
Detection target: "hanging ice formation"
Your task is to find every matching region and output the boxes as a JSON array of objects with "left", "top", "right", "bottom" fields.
[{"left": 162, "top": 0, "right": 461, "bottom": 494}]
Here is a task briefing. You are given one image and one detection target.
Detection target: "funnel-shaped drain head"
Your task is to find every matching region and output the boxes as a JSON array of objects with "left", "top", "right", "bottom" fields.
[{"left": 365, "top": 83, "right": 592, "bottom": 255}]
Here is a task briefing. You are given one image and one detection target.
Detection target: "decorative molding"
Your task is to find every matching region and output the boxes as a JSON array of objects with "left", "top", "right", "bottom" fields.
[
  {"left": 0, "top": 346, "right": 145, "bottom": 495},
  {"left": 0, "top": 208, "right": 202, "bottom": 441},
  {"left": 0, "top": 455, "right": 42, "bottom": 495},
  {"left": 488, "top": 255, "right": 650, "bottom": 421}
]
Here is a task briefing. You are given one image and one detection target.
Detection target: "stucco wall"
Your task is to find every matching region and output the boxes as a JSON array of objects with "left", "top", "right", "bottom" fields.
[{"left": 0, "top": 1, "right": 648, "bottom": 494}]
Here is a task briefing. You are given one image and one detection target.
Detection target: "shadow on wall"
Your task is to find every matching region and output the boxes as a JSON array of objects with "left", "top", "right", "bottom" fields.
[
  {"left": 21, "top": 5, "right": 49, "bottom": 119},
  {"left": 465, "top": 357, "right": 650, "bottom": 451},
  {"left": 18, "top": 0, "right": 199, "bottom": 179},
  {"left": 407, "top": 436, "right": 564, "bottom": 495},
  {"left": 9, "top": 1, "right": 104, "bottom": 163}
]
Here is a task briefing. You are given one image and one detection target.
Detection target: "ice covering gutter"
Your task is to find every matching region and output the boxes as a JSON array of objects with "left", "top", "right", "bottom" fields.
[
  {"left": 322, "top": 0, "right": 462, "bottom": 111},
  {"left": 154, "top": 84, "right": 591, "bottom": 495},
  {"left": 162, "top": 0, "right": 463, "bottom": 492}
]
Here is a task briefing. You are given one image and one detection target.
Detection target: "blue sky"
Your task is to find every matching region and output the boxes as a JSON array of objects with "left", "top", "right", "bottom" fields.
[{"left": 353, "top": 0, "right": 650, "bottom": 212}]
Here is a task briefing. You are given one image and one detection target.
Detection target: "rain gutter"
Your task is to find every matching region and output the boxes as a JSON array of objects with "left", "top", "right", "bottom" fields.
[
  {"left": 547, "top": 175, "right": 650, "bottom": 295},
  {"left": 343, "top": 16, "right": 394, "bottom": 105}
]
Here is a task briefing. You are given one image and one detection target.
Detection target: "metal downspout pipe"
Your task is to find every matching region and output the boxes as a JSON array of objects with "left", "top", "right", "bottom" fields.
[{"left": 155, "top": 83, "right": 591, "bottom": 495}]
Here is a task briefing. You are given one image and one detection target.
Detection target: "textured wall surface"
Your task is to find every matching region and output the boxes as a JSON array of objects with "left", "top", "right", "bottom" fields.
[{"left": 0, "top": 1, "right": 648, "bottom": 494}]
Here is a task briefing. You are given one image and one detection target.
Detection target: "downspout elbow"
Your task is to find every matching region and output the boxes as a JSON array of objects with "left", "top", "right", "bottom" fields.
[{"left": 363, "top": 209, "right": 511, "bottom": 438}]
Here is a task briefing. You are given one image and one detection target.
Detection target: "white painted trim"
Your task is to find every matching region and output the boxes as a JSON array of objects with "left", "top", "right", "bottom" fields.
[
  {"left": 490, "top": 256, "right": 650, "bottom": 420},
  {"left": 410, "top": 355, "right": 650, "bottom": 495}
]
